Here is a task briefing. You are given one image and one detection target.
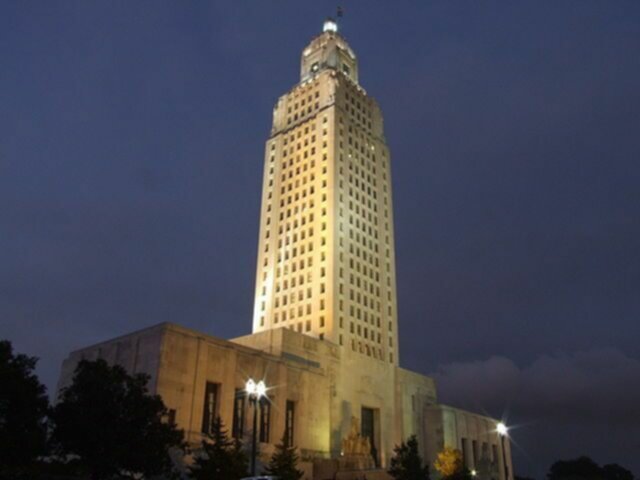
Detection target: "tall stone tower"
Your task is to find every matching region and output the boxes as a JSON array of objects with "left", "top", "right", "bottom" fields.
[{"left": 252, "top": 18, "right": 399, "bottom": 366}]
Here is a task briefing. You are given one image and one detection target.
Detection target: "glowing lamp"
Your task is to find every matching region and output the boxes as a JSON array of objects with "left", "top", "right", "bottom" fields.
[
  {"left": 245, "top": 378, "right": 267, "bottom": 399},
  {"left": 256, "top": 380, "right": 267, "bottom": 398},
  {"left": 323, "top": 19, "right": 338, "bottom": 33},
  {"left": 246, "top": 378, "right": 256, "bottom": 395}
]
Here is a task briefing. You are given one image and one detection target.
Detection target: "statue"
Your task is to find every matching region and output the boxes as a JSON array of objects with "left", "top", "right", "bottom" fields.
[
  {"left": 339, "top": 416, "right": 376, "bottom": 470},
  {"left": 341, "top": 416, "right": 372, "bottom": 456}
]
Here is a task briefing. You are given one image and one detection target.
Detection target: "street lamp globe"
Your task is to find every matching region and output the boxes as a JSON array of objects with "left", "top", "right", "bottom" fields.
[
  {"left": 256, "top": 380, "right": 267, "bottom": 399},
  {"left": 246, "top": 378, "right": 256, "bottom": 395}
]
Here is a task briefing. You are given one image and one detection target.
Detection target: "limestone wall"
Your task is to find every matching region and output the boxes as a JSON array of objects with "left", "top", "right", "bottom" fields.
[
  {"left": 394, "top": 367, "right": 438, "bottom": 460},
  {"left": 56, "top": 323, "right": 165, "bottom": 399}
]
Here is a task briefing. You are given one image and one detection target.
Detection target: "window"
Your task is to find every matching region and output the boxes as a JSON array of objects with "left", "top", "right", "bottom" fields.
[
  {"left": 166, "top": 408, "right": 176, "bottom": 426},
  {"left": 285, "top": 400, "right": 295, "bottom": 447},
  {"left": 232, "top": 389, "right": 245, "bottom": 439},
  {"left": 201, "top": 382, "right": 219, "bottom": 434},
  {"left": 461, "top": 438, "right": 468, "bottom": 466},
  {"left": 259, "top": 399, "right": 271, "bottom": 443},
  {"left": 472, "top": 440, "right": 478, "bottom": 466},
  {"left": 361, "top": 407, "right": 377, "bottom": 465}
]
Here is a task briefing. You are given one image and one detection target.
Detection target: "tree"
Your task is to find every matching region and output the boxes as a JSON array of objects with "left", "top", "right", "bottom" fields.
[
  {"left": 0, "top": 340, "right": 49, "bottom": 478},
  {"left": 547, "top": 457, "right": 604, "bottom": 480},
  {"left": 189, "top": 416, "right": 249, "bottom": 480},
  {"left": 388, "top": 435, "right": 430, "bottom": 480},
  {"left": 603, "top": 464, "right": 634, "bottom": 480},
  {"left": 51, "top": 358, "right": 184, "bottom": 479},
  {"left": 263, "top": 434, "right": 304, "bottom": 480},
  {"left": 434, "top": 446, "right": 472, "bottom": 480},
  {"left": 548, "top": 457, "right": 635, "bottom": 480}
]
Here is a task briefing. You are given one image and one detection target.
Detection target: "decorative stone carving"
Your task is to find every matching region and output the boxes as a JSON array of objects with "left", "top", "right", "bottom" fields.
[{"left": 339, "top": 417, "right": 375, "bottom": 471}]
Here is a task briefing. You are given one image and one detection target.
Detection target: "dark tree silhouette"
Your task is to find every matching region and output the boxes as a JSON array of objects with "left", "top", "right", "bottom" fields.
[
  {"left": 51, "top": 359, "right": 184, "bottom": 480},
  {"left": 263, "top": 434, "right": 304, "bottom": 480},
  {"left": 388, "top": 435, "right": 430, "bottom": 480},
  {"left": 0, "top": 340, "right": 49, "bottom": 479},
  {"left": 548, "top": 456, "right": 636, "bottom": 480},
  {"left": 189, "top": 416, "right": 249, "bottom": 480},
  {"left": 548, "top": 456, "right": 602, "bottom": 480},
  {"left": 603, "top": 464, "right": 634, "bottom": 480}
]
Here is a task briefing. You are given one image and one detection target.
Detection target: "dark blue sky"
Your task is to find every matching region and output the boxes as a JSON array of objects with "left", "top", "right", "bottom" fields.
[{"left": 2, "top": 2, "right": 639, "bottom": 478}]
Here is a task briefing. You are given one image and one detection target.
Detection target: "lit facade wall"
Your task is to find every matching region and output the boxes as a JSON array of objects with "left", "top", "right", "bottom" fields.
[{"left": 57, "top": 323, "right": 513, "bottom": 480}]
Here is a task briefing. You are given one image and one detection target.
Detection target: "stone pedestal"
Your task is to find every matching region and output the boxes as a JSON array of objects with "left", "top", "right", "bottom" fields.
[
  {"left": 312, "top": 458, "right": 387, "bottom": 480},
  {"left": 338, "top": 453, "right": 376, "bottom": 471}
]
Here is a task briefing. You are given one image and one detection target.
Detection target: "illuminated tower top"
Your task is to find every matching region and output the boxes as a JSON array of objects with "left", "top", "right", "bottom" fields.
[{"left": 300, "top": 18, "right": 358, "bottom": 85}]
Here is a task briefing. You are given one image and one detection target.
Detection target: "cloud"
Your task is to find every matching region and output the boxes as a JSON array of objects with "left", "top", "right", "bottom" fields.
[
  {"left": 433, "top": 348, "right": 640, "bottom": 426},
  {"left": 432, "top": 349, "right": 640, "bottom": 476}
]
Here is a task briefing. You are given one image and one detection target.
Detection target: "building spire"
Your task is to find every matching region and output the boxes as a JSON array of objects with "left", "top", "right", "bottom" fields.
[{"left": 323, "top": 7, "right": 343, "bottom": 33}]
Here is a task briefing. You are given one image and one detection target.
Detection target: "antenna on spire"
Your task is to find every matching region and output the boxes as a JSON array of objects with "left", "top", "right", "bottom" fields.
[{"left": 336, "top": 6, "right": 344, "bottom": 31}]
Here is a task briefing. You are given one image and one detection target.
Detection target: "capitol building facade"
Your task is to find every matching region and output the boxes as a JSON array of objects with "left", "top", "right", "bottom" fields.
[{"left": 58, "top": 19, "right": 514, "bottom": 480}]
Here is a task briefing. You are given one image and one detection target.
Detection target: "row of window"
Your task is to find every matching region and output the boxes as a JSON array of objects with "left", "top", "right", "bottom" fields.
[
  {"left": 201, "top": 382, "right": 296, "bottom": 447},
  {"left": 273, "top": 293, "right": 326, "bottom": 310},
  {"left": 287, "top": 91, "right": 320, "bottom": 114},
  {"left": 283, "top": 83, "right": 321, "bottom": 127},
  {"left": 259, "top": 251, "right": 393, "bottom": 339},
  {"left": 352, "top": 339, "right": 386, "bottom": 361},
  {"left": 342, "top": 88, "right": 373, "bottom": 131},
  {"left": 344, "top": 92, "right": 371, "bottom": 118},
  {"left": 267, "top": 261, "right": 384, "bottom": 321},
  {"left": 460, "top": 437, "right": 502, "bottom": 467}
]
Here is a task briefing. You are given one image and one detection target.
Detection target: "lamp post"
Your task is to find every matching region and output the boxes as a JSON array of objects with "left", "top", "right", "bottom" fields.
[
  {"left": 497, "top": 422, "right": 509, "bottom": 480},
  {"left": 246, "top": 378, "right": 267, "bottom": 476}
]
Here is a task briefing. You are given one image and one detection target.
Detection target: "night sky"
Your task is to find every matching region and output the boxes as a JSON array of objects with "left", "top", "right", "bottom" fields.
[{"left": 2, "top": 2, "right": 639, "bottom": 478}]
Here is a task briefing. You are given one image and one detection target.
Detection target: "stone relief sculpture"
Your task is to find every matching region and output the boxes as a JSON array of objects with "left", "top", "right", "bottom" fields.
[{"left": 341, "top": 416, "right": 372, "bottom": 456}]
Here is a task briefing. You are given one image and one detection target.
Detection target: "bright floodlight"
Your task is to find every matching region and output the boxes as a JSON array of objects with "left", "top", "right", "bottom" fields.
[
  {"left": 246, "top": 378, "right": 256, "bottom": 395},
  {"left": 256, "top": 380, "right": 267, "bottom": 398},
  {"left": 323, "top": 19, "right": 337, "bottom": 33},
  {"left": 471, "top": 470, "right": 477, "bottom": 477},
  {"left": 497, "top": 422, "right": 508, "bottom": 436}
]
